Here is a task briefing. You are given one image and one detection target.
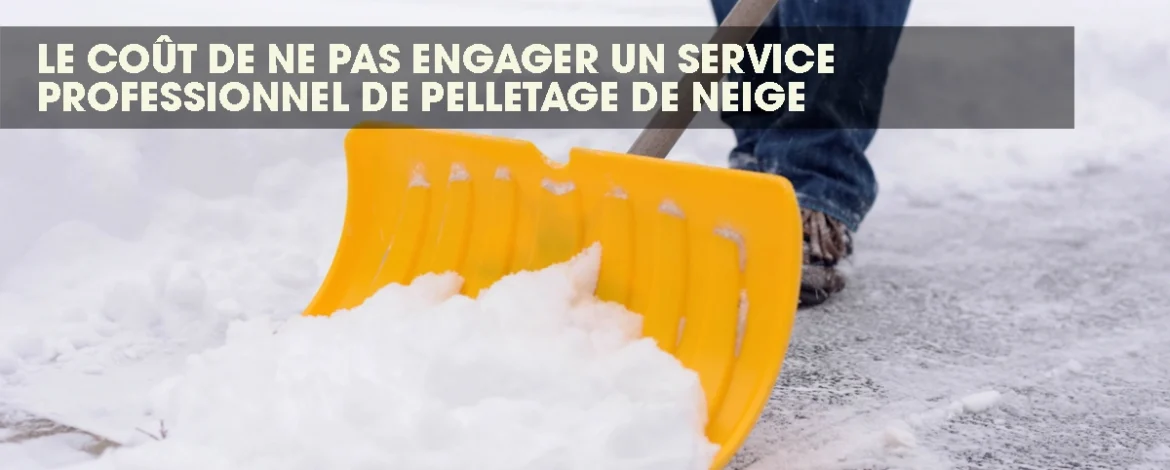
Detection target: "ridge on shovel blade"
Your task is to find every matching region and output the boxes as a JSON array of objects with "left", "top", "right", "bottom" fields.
[{"left": 303, "top": 123, "right": 803, "bottom": 469}]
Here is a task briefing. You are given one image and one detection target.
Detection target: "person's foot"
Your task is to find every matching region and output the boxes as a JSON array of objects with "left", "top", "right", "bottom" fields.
[{"left": 799, "top": 208, "right": 853, "bottom": 307}]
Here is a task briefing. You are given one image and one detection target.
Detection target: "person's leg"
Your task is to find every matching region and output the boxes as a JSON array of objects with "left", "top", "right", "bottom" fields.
[
  {"left": 710, "top": 0, "right": 912, "bottom": 306},
  {"left": 708, "top": 0, "right": 774, "bottom": 169}
]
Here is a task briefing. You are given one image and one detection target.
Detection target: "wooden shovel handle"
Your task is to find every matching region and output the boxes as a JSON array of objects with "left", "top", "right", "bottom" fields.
[{"left": 626, "top": 0, "right": 782, "bottom": 158}]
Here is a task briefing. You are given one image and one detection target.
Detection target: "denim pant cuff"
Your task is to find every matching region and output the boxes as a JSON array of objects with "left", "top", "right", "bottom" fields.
[{"left": 796, "top": 193, "right": 863, "bottom": 233}]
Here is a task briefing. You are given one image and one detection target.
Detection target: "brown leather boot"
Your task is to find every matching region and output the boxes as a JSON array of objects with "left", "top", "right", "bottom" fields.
[{"left": 799, "top": 208, "right": 853, "bottom": 307}]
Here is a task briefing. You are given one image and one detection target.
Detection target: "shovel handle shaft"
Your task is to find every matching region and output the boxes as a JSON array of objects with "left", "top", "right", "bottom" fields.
[{"left": 626, "top": 0, "right": 781, "bottom": 158}]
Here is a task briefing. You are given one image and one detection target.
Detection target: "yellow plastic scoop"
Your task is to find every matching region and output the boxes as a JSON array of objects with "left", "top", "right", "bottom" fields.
[{"left": 301, "top": 0, "right": 801, "bottom": 467}]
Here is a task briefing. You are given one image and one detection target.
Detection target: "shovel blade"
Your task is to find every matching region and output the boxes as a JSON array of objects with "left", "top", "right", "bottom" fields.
[{"left": 304, "top": 124, "right": 802, "bottom": 469}]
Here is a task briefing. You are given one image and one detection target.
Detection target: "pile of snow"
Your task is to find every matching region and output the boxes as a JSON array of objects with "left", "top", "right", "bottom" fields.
[
  {"left": 63, "top": 245, "right": 718, "bottom": 470},
  {"left": 0, "top": 149, "right": 347, "bottom": 393}
]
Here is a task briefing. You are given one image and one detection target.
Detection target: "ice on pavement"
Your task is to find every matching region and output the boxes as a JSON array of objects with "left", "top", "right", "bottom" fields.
[
  {"left": 50, "top": 245, "right": 717, "bottom": 470},
  {"left": 957, "top": 391, "right": 1001, "bottom": 414}
]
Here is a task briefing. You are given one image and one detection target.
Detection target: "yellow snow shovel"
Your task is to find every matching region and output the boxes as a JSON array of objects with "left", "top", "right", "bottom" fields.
[{"left": 302, "top": 0, "right": 799, "bottom": 467}]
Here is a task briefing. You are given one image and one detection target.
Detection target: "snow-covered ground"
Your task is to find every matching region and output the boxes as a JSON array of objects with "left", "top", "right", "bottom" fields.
[{"left": 3, "top": 0, "right": 1170, "bottom": 469}]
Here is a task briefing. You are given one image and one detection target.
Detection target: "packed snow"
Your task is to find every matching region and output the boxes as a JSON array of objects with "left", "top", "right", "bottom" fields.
[
  {"left": 3, "top": 0, "right": 1170, "bottom": 469},
  {"left": 42, "top": 246, "right": 716, "bottom": 470}
]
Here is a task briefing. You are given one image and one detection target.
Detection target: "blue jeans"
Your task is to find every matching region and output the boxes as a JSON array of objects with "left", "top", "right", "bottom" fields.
[{"left": 711, "top": 0, "right": 911, "bottom": 232}]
